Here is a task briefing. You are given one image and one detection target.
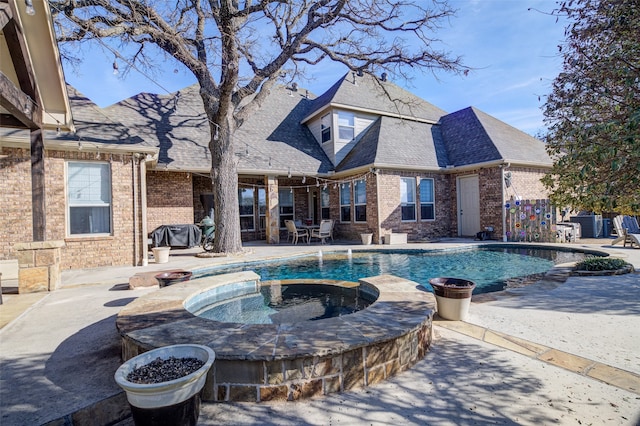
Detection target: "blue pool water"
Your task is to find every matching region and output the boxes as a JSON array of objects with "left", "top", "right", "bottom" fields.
[
  {"left": 194, "top": 283, "right": 377, "bottom": 324},
  {"left": 198, "top": 246, "right": 591, "bottom": 294}
]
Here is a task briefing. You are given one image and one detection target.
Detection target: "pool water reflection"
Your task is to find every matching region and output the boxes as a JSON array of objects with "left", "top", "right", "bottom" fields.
[{"left": 198, "top": 245, "right": 592, "bottom": 294}]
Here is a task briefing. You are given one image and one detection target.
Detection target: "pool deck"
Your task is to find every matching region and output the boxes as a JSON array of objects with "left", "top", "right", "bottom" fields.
[{"left": 1, "top": 239, "right": 639, "bottom": 425}]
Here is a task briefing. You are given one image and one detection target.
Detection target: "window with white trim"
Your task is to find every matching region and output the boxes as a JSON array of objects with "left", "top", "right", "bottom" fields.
[
  {"left": 239, "top": 188, "right": 255, "bottom": 231},
  {"left": 354, "top": 179, "right": 367, "bottom": 222},
  {"left": 337, "top": 111, "right": 355, "bottom": 141},
  {"left": 279, "top": 188, "right": 294, "bottom": 228},
  {"left": 321, "top": 113, "right": 331, "bottom": 143},
  {"left": 258, "top": 188, "right": 267, "bottom": 232},
  {"left": 400, "top": 177, "right": 416, "bottom": 221},
  {"left": 340, "top": 183, "right": 351, "bottom": 222},
  {"left": 419, "top": 178, "right": 435, "bottom": 220},
  {"left": 321, "top": 186, "right": 330, "bottom": 219},
  {"left": 67, "top": 162, "right": 112, "bottom": 235}
]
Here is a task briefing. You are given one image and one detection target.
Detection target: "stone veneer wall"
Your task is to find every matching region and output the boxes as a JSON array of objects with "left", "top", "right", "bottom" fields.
[
  {"left": 116, "top": 272, "right": 436, "bottom": 403},
  {"left": 1, "top": 147, "right": 144, "bottom": 269},
  {"left": 211, "top": 323, "right": 432, "bottom": 402}
]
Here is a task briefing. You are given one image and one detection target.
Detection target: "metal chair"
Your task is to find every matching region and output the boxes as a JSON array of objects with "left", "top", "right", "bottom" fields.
[
  {"left": 309, "top": 220, "right": 333, "bottom": 244},
  {"left": 285, "top": 220, "right": 308, "bottom": 245}
]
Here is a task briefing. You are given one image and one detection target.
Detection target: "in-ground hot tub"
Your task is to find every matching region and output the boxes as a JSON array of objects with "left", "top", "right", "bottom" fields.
[
  {"left": 187, "top": 279, "right": 377, "bottom": 324},
  {"left": 116, "top": 271, "right": 435, "bottom": 402}
]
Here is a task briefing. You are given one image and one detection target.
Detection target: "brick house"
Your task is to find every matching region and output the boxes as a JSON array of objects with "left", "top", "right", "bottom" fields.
[{"left": 2, "top": 67, "right": 553, "bottom": 275}]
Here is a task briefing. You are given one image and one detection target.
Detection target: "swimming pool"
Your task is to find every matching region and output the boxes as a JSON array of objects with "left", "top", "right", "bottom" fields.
[{"left": 197, "top": 245, "right": 594, "bottom": 294}]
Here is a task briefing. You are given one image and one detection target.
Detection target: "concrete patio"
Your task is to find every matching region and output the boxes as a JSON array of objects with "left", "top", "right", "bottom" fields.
[{"left": 1, "top": 239, "right": 639, "bottom": 425}]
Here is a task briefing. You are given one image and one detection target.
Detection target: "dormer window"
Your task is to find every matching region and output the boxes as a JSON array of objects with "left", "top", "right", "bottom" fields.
[
  {"left": 321, "top": 113, "right": 331, "bottom": 143},
  {"left": 337, "top": 111, "right": 355, "bottom": 140}
]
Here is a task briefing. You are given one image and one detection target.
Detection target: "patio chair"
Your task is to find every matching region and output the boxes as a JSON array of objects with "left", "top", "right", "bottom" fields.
[
  {"left": 285, "top": 220, "right": 308, "bottom": 245},
  {"left": 612, "top": 215, "right": 640, "bottom": 248},
  {"left": 309, "top": 219, "right": 333, "bottom": 244}
]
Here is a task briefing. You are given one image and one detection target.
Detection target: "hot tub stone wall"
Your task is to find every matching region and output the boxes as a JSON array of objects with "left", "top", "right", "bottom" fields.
[{"left": 116, "top": 271, "right": 436, "bottom": 403}]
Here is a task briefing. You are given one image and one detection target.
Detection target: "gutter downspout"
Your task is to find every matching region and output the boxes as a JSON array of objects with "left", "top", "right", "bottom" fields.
[
  {"left": 501, "top": 163, "right": 510, "bottom": 242},
  {"left": 140, "top": 155, "right": 149, "bottom": 266}
]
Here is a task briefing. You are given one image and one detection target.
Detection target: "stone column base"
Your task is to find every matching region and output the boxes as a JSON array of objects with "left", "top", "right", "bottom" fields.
[{"left": 14, "top": 240, "right": 65, "bottom": 293}]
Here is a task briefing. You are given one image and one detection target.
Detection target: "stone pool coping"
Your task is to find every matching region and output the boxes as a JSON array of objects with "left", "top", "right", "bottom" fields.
[{"left": 116, "top": 271, "right": 436, "bottom": 402}]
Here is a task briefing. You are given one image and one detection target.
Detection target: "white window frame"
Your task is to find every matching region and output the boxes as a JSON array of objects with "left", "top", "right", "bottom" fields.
[
  {"left": 321, "top": 186, "right": 330, "bottom": 220},
  {"left": 419, "top": 178, "right": 435, "bottom": 221},
  {"left": 354, "top": 179, "right": 367, "bottom": 223},
  {"left": 66, "top": 161, "right": 112, "bottom": 236},
  {"left": 258, "top": 187, "right": 267, "bottom": 232},
  {"left": 238, "top": 187, "right": 255, "bottom": 231},
  {"left": 337, "top": 111, "right": 355, "bottom": 141},
  {"left": 321, "top": 113, "right": 331, "bottom": 143},
  {"left": 340, "top": 182, "right": 351, "bottom": 222},
  {"left": 279, "top": 188, "right": 294, "bottom": 228},
  {"left": 400, "top": 177, "right": 416, "bottom": 222}
]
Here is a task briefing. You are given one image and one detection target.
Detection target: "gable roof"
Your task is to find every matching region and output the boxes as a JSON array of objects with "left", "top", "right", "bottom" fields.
[
  {"left": 50, "top": 86, "right": 144, "bottom": 145},
  {"left": 303, "top": 73, "right": 447, "bottom": 124},
  {"left": 439, "top": 106, "right": 552, "bottom": 167}
]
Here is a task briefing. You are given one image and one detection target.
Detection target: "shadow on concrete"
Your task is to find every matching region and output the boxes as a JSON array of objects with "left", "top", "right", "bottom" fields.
[
  {"left": 196, "top": 335, "right": 567, "bottom": 425},
  {"left": 105, "top": 298, "right": 137, "bottom": 307},
  {"left": 492, "top": 273, "right": 640, "bottom": 316}
]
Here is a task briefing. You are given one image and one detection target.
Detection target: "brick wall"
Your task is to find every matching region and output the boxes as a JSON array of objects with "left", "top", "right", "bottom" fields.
[
  {"left": 0, "top": 147, "right": 33, "bottom": 260},
  {"left": 478, "top": 167, "right": 504, "bottom": 238},
  {"left": 1, "top": 147, "right": 145, "bottom": 269},
  {"left": 505, "top": 167, "right": 550, "bottom": 200},
  {"left": 146, "top": 170, "right": 195, "bottom": 231},
  {"left": 375, "top": 170, "right": 454, "bottom": 242},
  {"left": 49, "top": 151, "right": 141, "bottom": 268}
]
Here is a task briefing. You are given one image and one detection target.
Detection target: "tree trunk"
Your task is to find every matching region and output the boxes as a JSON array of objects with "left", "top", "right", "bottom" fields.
[{"left": 208, "top": 104, "right": 243, "bottom": 254}]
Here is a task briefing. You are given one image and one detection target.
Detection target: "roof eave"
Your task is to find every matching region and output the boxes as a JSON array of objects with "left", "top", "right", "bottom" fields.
[{"left": 301, "top": 102, "right": 439, "bottom": 125}]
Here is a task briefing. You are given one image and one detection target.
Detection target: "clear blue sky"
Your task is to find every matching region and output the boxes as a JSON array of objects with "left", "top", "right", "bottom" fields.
[{"left": 63, "top": 1, "right": 566, "bottom": 136}]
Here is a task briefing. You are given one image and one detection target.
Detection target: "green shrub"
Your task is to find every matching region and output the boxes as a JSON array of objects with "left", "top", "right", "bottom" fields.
[{"left": 575, "top": 257, "right": 629, "bottom": 271}]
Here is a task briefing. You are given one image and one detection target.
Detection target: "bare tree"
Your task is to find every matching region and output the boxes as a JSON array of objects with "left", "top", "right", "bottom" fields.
[{"left": 51, "top": 0, "right": 466, "bottom": 254}]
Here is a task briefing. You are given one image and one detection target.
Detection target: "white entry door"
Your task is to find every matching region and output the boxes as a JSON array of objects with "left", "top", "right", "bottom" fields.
[{"left": 458, "top": 175, "right": 480, "bottom": 237}]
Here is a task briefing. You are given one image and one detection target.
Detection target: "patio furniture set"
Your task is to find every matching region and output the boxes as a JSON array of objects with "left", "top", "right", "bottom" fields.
[{"left": 285, "top": 219, "right": 334, "bottom": 245}]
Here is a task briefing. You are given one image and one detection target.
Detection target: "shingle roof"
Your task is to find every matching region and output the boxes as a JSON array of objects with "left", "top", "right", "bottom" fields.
[
  {"left": 56, "top": 86, "right": 144, "bottom": 145},
  {"left": 2, "top": 75, "right": 553, "bottom": 176},
  {"left": 104, "top": 84, "right": 333, "bottom": 174},
  {"left": 234, "top": 86, "right": 334, "bottom": 174},
  {"left": 438, "top": 107, "right": 551, "bottom": 167},
  {"left": 336, "top": 116, "right": 441, "bottom": 171},
  {"left": 306, "top": 73, "right": 447, "bottom": 123},
  {"left": 0, "top": 86, "right": 143, "bottom": 145},
  {"left": 104, "top": 85, "right": 210, "bottom": 169}
]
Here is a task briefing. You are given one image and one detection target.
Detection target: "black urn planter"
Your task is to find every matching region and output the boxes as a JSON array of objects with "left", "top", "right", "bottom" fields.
[
  {"left": 429, "top": 277, "right": 476, "bottom": 321},
  {"left": 115, "top": 344, "right": 215, "bottom": 426},
  {"left": 155, "top": 270, "right": 193, "bottom": 287}
]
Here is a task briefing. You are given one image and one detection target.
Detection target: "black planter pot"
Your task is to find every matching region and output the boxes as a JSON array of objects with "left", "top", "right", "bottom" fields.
[{"left": 155, "top": 270, "right": 193, "bottom": 287}]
